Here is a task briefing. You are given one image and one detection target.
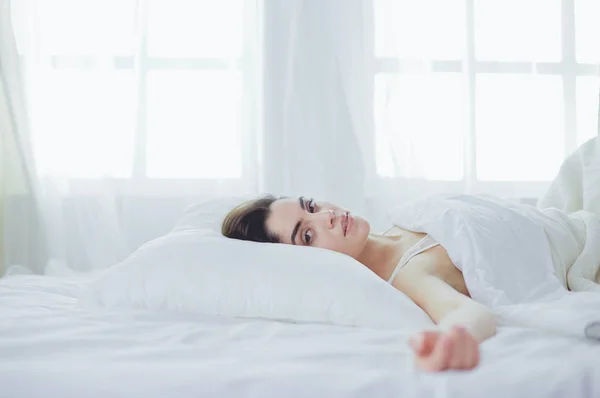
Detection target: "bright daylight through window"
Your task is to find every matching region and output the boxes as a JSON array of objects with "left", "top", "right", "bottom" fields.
[{"left": 374, "top": 0, "right": 599, "bottom": 190}]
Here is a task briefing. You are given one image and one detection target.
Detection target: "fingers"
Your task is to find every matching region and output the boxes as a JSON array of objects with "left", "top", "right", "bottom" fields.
[
  {"left": 447, "top": 326, "right": 480, "bottom": 370},
  {"left": 409, "top": 334, "right": 424, "bottom": 355},
  {"left": 422, "top": 333, "right": 453, "bottom": 372},
  {"left": 449, "top": 326, "right": 469, "bottom": 369},
  {"left": 409, "top": 331, "right": 439, "bottom": 356},
  {"left": 460, "top": 327, "right": 480, "bottom": 369},
  {"left": 412, "top": 327, "right": 481, "bottom": 372}
]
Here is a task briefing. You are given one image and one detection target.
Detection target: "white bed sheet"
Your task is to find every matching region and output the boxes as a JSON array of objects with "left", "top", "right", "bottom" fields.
[{"left": 1, "top": 274, "right": 600, "bottom": 398}]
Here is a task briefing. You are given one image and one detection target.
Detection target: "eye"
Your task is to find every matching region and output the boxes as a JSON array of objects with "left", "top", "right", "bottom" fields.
[
  {"left": 307, "top": 198, "right": 316, "bottom": 213},
  {"left": 304, "top": 229, "right": 313, "bottom": 245}
]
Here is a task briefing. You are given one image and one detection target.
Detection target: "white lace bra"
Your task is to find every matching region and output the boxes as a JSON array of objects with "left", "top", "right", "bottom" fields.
[{"left": 387, "top": 234, "right": 440, "bottom": 284}]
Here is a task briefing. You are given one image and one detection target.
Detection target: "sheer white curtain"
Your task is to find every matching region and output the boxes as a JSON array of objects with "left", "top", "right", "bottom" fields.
[
  {"left": 374, "top": 0, "right": 600, "bottom": 202},
  {"left": 4, "top": 0, "right": 600, "bottom": 274},
  {"left": 8, "top": 0, "right": 262, "bottom": 273},
  {"left": 1, "top": 0, "right": 47, "bottom": 275},
  {"left": 264, "top": 0, "right": 600, "bottom": 226},
  {"left": 260, "top": 0, "right": 371, "bottom": 210}
]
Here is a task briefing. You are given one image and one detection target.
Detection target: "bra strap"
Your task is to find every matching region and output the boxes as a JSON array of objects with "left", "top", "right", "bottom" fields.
[{"left": 387, "top": 235, "right": 439, "bottom": 284}]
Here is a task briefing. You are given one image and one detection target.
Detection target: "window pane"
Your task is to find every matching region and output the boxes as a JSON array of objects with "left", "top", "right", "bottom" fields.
[
  {"left": 374, "top": 73, "right": 464, "bottom": 180},
  {"left": 28, "top": 70, "right": 136, "bottom": 178},
  {"left": 374, "top": 0, "right": 465, "bottom": 59},
  {"left": 146, "top": 71, "right": 242, "bottom": 178},
  {"left": 575, "top": 0, "right": 600, "bottom": 63},
  {"left": 476, "top": 75, "right": 563, "bottom": 181},
  {"left": 475, "top": 0, "right": 561, "bottom": 62},
  {"left": 148, "top": 0, "right": 243, "bottom": 58},
  {"left": 12, "top": 0, "right": 137, "bottom": 56},
  {"left": 577, "top": 76, "right": 600, "bottom": 146}
]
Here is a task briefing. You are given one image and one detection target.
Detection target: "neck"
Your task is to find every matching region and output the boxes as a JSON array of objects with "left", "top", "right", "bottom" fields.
[{"left": 355, "top": 233, "right": 404, "bottom": 281}]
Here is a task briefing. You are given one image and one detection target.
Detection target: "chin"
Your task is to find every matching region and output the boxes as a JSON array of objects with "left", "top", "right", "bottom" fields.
[
  {"left": 347, "top": 216, "right": 369, "bottom": 254},
  {"left": 353, "top": 216, "right": 370, "bottom": 236}
]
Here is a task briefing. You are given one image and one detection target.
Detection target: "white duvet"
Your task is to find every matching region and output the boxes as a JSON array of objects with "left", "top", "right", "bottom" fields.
[
  {"left": 388, "top": 138, "right": 600, "bottom": 341},
  {"left": 2, "top": 274, "right": 600, "bottom": 398},
  {"left": 388, "top": 194, "right": 600, "bottom": 340}
]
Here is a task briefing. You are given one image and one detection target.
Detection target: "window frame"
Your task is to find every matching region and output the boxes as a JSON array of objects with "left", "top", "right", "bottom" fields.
[
  {"left": 372, "top": 0, "right": 600, "bottom": 198},
  {"left": 16, "top": 0, "right": 600, "bottom": 199},
  {"left": 19, "top": 0, "right": 258, "bottom": 196}
]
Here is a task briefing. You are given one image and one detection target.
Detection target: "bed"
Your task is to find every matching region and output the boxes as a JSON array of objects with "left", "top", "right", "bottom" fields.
[{"left": 1, "top": 273, "right": 599, "bottom": 398}]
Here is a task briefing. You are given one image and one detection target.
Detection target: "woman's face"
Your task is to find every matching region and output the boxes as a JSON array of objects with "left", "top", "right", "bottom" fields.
[{"left": 265, "top": 197, "right": 370, "bottom": 259}]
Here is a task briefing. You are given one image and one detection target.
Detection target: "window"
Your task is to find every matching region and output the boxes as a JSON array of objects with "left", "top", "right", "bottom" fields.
[
  {"left": 11, "top": 0, "right": 599, "bottom": 198},
  {"left": 13, "top": 0, "right": 254, "bottom": 191},
  {"left": 374, "top": 0, "right": 599, "bottom": 196},
  {"left": 145, "top": 0, "right": 245, "bottom": 180}
]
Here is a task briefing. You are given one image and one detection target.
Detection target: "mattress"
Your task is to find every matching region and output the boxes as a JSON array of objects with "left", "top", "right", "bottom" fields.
[{"left": 1, "top": 274, "right": 600, "bottom": 398}]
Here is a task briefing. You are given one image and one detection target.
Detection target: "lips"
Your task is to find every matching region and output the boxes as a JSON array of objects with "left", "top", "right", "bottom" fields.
[{"left": 342, "top": 212, "right": 353, "bottom": 236}]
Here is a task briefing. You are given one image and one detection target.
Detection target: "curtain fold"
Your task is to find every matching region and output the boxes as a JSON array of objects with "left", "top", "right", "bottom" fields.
[
  {"left": 0, "top": 0, "right": 47, "bottom": 275},
  {"left": 7, "top": 0, "right": 264, "bottom": 273},
  {"left": 261, "top": 0, "right": 370, "bottom": 215}
]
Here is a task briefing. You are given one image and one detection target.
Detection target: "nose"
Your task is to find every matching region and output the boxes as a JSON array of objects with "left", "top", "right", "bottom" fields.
[{"left": 313, "top": 209, "right": 336, "bottom": 229}]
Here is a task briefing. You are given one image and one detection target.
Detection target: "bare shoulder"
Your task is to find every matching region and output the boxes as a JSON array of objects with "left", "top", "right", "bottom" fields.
[
  {"left": 391, "top": 240, "right": 470, "bottom": 297},
  {"left": 383, "top": 227, "right": 428, "bottom": 253},
  {"left": 383, "top": 225, "right": 424, "bottom": 239},
  {"left": 406, "top": 245, "right": 454, "bottom": 275},
  {"left": 384, "top": 227, "right": 447, "bottom": 274}
]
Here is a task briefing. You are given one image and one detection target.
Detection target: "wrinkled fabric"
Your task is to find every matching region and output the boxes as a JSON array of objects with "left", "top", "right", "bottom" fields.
[{"left": 388, "top": 194, "right": 600, "bottom": 339}]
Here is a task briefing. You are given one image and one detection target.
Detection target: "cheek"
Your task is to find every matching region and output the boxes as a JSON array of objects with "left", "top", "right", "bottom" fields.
[
  {"left": 318, "top": 235, "right": 343, "bottom": 251},
  {"left": 314, "top": 219, "right": 369, "bottom": 257},
  {"left": 336, "top": 233, "right": 367, "bottom": 257},
  {"left": 315, "top": 234, "right": 349, "bottom": 255}
]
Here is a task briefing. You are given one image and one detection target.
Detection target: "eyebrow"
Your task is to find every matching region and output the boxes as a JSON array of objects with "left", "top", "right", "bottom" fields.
[{"left": 290, "top": 197, "right": 304, "bottom": 245}]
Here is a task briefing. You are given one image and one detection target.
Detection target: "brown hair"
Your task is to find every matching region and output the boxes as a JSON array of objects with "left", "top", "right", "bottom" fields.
[{"left": 221, "top": 195, "right": 281, "bottom": 243}]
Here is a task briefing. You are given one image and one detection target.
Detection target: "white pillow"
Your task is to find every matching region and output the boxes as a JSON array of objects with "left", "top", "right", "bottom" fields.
[
  {"left": 79, "top": 204, "right": 433, "bottom": 330},
  {"left": 172, "top": 196, "right": 249, "bottom": 234}
]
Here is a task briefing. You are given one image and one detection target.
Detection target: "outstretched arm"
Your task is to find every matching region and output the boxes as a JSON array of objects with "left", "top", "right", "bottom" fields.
[
  {"left": 396, "top": 271, "right": 497, "bottom": 371},
  {"left": 406, "top": 274, "right": 497, "bottom": 341}
]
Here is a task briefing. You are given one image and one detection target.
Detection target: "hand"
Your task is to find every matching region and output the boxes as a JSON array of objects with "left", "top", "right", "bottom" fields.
[{"left": 409, "top": 326, "right": 479, "bottom": 372}]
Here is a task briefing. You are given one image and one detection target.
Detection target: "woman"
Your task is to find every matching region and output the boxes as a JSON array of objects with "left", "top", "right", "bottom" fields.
[{"left": 222, "top": 195, "right": 497, "bottom": 372}]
